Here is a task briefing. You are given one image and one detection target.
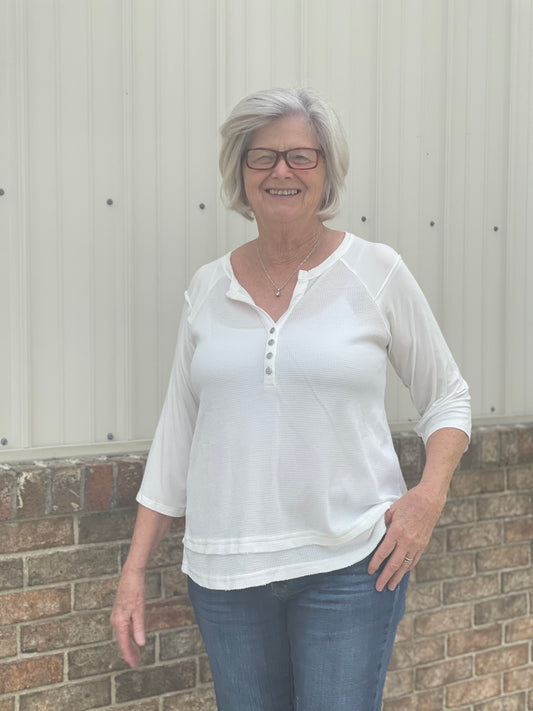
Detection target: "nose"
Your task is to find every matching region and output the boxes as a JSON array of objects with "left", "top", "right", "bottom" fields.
[{"left": 270, "top": 154, "right": 294, "bottom": 176}]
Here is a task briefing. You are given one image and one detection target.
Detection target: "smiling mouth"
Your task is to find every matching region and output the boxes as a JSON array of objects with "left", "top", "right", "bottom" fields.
[{"left": 265, "top": 188, "right": 301, "bottom": 196}]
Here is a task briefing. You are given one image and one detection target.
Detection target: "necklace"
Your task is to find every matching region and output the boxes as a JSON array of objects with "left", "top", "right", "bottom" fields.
[{"left": 256, "top": 232, "right": 322, "bottom": 297}]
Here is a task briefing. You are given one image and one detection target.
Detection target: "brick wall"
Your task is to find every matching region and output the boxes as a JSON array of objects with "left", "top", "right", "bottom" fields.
[{"left": 0, "top": 423, "right": 532, "bottom": 711}]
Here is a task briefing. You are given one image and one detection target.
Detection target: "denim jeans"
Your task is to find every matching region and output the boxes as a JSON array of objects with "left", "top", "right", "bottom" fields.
[{"left": 187, "top": 554, "right": 408, "bottom": 711}]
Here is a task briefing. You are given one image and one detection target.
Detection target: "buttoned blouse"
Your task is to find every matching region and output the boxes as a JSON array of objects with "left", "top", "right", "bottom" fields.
[{"left": 136, "top": 233, "right": 471, "bottom": 590}]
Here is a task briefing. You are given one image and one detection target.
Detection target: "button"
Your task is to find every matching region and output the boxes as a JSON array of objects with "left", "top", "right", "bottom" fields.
[
  {"left": 268, "top": 339, "right": 275, "bottom": 346},
  {"left": 265, "top": 367, "right": 272, "bottom": 375},
  {"left": 270, "top": 327, "right": 275, "bottom": 334},
  {"left": 266, "top": 352, "right": 273, "bottom": 359}
]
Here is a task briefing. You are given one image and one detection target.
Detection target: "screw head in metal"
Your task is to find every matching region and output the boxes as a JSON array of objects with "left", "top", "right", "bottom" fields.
[
  {"left": 1, "top": 438, "right": 7, "bottom": 446},
  {"left": 430, "top": 221, "right": 436, "bottom": 227},
  {"left": 0, "top": 189, "right": 5, "bottom": 196},
  {"left": 107, "top": 432, "right": 114, "bottom": 441},
  {"left": 199, "top": 203, "right": 206, "bottom": 210},
  {"left": 361, "top": 216, "right": 367, "bottom": 222},
  {"left": 493, "top": 226, "right": 499, "bottom": 232},
  {"left": 106, "top": 199, "right": 113, "bottom": 206}
]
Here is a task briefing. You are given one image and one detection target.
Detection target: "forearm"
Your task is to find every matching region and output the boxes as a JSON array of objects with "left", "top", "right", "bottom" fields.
[
  {"left": 123, "top": 504, "right": 175, "bottom": 572},
  {"left": 418, "top": 427, "right": 469, "bottom": 504}
]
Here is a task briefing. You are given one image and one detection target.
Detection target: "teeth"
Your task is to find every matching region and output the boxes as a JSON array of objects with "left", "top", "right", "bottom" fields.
[{"left": 267, "top": 189, "right": 299, "bottom": 196}]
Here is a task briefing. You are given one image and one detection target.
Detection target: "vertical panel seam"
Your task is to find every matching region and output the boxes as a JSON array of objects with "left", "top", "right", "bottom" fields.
[
  {"left": 54, "top": 0, "right": 65, "bottom": 444},
  {"left": 15, "top": 0, "right": 31, "bottom": 448}
]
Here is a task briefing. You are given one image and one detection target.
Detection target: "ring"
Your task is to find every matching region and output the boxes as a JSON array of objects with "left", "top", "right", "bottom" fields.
[{"left": 404, "top": 556, "right": 413, "bottom": 563}]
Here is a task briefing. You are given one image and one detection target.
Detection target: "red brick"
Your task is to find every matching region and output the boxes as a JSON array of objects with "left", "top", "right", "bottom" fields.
[
  {"left": 74, "top": 577, "right": 120, "bottom": 610},
  {"left": 477, "top": 493, "right": 532, "bottom": 520},
  {"left": 383, "top": 669, "right": 413, "bottom": 699},
  {"left": 116, "top": 459, "right": 144, "bottom": 508},
  {"left": 68, "top": 638, "right": 155, "bottom": 679},
  {"left": 437, "top": 498, "right": 476, "bottom": 526},
  {"left": 51, "top": 467, "right": 82, "bottom": 513},
  {"left": 447, "top": 522, "right": 503, "bottom": 551},
  {"left": 199, "top": 653, "right": 212, "bottom": 683},
  {"left": 504, "top": 667, "right": 533, "bottom": 693},
  {"left": 145, "top": 598, "right": 196, "bottom": 632},
  {"left": 382, "top": 690, "right": 444, "bottom": 711},
  {"left": 508, "top": 464, "right": 533, "bottom": 490},
  {"left": 415, "top": 656, "right": 472, "bottom": 690},
  {"left": 0, "top": 696, "right": 15, "bottom": 711},
  {"left": 474, "top": 594, "right": 528, "bottom": 625},
  {"left": 162, "top": 687, "right": 218, "bottom": 711},
  {"left": 0, "top": 557, "right": 23, "bottom": 591},
  {"left": 505, "top": 518, "right": 533, "bottom": 542},
  {"left": 395, "top": 614, "right": 414, "bottom": 643},
  {"left": 476, "top": 543, "right": 530, "bottom": 572},
  {"left": 505, "top": 616, "right": 533, "bottom": 643},
  {"left": 19, "top": 678, "right": 110, "bottom": 711},
  {"left": 114, "top": 701, "right": 159, "bottom": 711},
  {"left": 115, "top": 661, "right": 196, "bottom": 703},
  {"left": 15, "top": 468, "right": 49, "bottom": 518},
  {"left": 162, "top": 566, "right": 188, "bottom": 598},
  {"left": 0, "top": 654, "right": 63, "bottom": 693},
  {"left": 405, "top": 583, "right": 441, "bottom": 613},
  {"left": 78, "top": 510, "right": 136, "bottom": 544},
  {"left": 449, "top": 470, "right": 505, "bottom": 497},
  {"left": 0, "top": 517, "right": 73, "bottom": 553},
  {"left": 0, "top": 587, "right": 70, "bottom": 625},
  {"left": 500, "top": 428, "right": 520, "bottom": 465},
  {"left": 475, "top": 643, "right": 529, "bottom": 675},
  {"left": 0, "top": 627, "right": 17, "bottom": 659},
  {"left": 474, "top": 692, "right": 526, "bottom": 711},
  {"left": 518, "top": 426, "right": 533, "bottom": 463},
  {"left": 480, "top": 430, "right": 501, "bottom": 465},
  {"left": 21, "top": 611, "right": 111, "bottom": 652},
  {"left": 0, "top": 471, "right": 14, "bottom": 520},
  {"left": 446, "top": 674, "right": 501, "bottom": 707},
  {"left": 414, "top": 553, "right": 474, "bottom": 582},
  {"left": 160, "top": 627, "right": 206, "bottom": 661},
  {"left": 415, "top": 605, "right": 472, "bottom": 637},
  {"left": 447, "top": 624, "right": 502, "bottom": 656},
  {"left": 443, "top": 574, "right": 500, "bottom": 604},
  {"left": 502, "top": 566, "right": 533, "bottom": 593},
  {"left": 27, "top": 545, "right": 119, "bottom": 586},
  {"left": 84, "top": 462, "right": 113, "bottom": 510},
  {"left": 390, "top": 638, "right": 445, "bottom": 671}
]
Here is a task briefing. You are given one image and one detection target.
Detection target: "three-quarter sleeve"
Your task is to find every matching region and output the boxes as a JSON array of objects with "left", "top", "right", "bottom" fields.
[
  {"left": 377, "top": 257, "right": 471, "bottom": 445},
  {"left": 136, "top": 298, "right": 198, "bottom": 516}
]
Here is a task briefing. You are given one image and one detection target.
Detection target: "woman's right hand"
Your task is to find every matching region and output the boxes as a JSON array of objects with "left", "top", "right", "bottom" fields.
[{"left": 110, "top": 565, "right": 146, "bottom": 668}]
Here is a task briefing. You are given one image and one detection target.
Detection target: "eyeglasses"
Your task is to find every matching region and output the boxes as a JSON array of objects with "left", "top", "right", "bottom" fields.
[{"left": 245, "top": 147, "right": 323, "bottom": 170}]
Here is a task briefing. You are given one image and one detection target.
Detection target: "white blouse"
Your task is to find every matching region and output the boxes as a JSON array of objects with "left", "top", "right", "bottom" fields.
[{"left": 137, "top": 233, "right": 471, "bottom": 590}]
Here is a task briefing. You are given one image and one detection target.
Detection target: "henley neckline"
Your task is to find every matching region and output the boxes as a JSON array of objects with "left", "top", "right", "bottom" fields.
[{"left": 224, "top": 231, "right": 353, "bottom": 301}]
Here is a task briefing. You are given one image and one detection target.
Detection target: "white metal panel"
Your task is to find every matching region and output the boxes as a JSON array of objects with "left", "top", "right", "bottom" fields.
[{"left": 1, "top": 0, "right": 533, "bottom": 460}]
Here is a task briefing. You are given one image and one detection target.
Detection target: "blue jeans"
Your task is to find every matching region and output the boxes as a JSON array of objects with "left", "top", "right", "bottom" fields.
[{"left": 187, "top": 554, "right": 408, "bottom": 711}]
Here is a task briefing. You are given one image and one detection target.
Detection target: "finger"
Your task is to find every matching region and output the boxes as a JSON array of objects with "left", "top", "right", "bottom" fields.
[
  {"left": 368, "top": 532, "right": 397, "bottom": 575},
  {"left": 113, "top": 619, "right": 141, "bottom": 668},
  {"left": 376, "top": 554, "right": 403, "bottom": 592},
  {"left": 131, "top": 608, "right": 146, "bottom": 648}
]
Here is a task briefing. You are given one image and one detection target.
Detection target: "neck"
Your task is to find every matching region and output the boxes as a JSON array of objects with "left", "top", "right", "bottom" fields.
[{"left": 256, "top": 219, "right": 325, "bottom": 267}]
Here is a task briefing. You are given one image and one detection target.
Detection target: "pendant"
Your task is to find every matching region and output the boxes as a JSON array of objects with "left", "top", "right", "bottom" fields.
[{"left": 275, "top": 289, "right": 281, "bottom": 297}]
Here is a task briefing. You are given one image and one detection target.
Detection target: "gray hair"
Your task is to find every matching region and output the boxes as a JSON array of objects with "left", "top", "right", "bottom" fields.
[{"left": 219, "top": 88, "right": 349, "bottom": 221}]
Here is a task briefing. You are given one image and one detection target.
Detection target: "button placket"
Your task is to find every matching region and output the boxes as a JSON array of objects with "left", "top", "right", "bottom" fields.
[{"left": 264, "top": 326, "right": 278, "bottom": 383}]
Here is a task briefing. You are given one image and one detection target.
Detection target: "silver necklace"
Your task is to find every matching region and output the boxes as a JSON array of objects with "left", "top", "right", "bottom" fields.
[{"left": 256, "top": 234, "right": 322, "bottom": 297}]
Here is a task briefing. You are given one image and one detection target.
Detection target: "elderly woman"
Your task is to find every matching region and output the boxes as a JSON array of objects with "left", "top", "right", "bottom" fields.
[{"left": 111, "top": 88, "right": 471, "bottom": 711}]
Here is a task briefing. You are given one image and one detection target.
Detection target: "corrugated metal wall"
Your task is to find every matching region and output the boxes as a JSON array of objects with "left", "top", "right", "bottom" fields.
[{"left": 1, "top": 0, "right": 532, "bottom": 459}]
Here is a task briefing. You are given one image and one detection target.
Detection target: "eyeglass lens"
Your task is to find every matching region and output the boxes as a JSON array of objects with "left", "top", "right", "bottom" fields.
[{"left": 246, "top": 148, "right": 320, "bottom": 170}]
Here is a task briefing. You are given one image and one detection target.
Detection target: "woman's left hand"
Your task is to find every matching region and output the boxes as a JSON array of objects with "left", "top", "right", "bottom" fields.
[{"left": 367, "top": 484, "right": 446, "bottom": 592}]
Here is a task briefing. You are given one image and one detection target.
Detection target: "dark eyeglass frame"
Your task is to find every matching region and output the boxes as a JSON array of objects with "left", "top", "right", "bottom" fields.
[{"left": 245, "top": 147, "right": 323, "bottom": 170}]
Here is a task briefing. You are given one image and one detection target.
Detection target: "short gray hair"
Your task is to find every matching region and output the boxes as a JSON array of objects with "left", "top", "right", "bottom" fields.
[{"left": 219, "top": 88, "right": 349, "bottom": 221}]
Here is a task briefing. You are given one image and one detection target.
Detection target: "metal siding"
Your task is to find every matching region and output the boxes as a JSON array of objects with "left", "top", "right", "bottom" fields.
[{"left": 0, "top": 0, "right": 532, "bottom": 459}]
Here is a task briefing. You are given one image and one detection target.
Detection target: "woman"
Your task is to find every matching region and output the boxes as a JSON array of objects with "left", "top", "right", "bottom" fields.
[{"left": 111, "top": 88, "right": 471, "bottom": 711}]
